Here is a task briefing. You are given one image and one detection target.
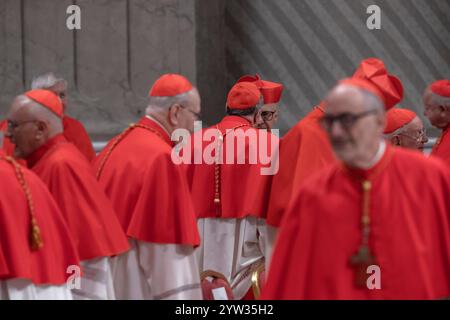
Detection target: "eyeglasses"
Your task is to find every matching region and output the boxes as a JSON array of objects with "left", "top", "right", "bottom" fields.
[
  {"left": 397, "top": 130, "right": 426, "bottom": 142},
  {"left": 319, "top": 109, "right": 378, "bottom": 132},
  {"left": 261, "top": 111, "right": 277, "bottom": 121},
  {"left": 180, "top": 105, "right": 202, "bottom": 120},
  {"left": 7, "top": 119, "right": 38, "bottom": 132}
]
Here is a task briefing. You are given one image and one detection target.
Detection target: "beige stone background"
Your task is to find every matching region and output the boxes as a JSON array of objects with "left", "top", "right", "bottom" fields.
[{"left": 0, "top": 0, "right": 449, "bottom": 141}]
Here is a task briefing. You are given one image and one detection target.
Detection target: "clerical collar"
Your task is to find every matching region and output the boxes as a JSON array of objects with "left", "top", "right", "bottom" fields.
[
  {"left": 145, "top": 115, "right": 171, "bottom": 137},
  {"left": 26, "top": 134, "right": 67, "bottom": 168},
  {"left": 359, "top": 140, "right": 386, "bottom": 170}
]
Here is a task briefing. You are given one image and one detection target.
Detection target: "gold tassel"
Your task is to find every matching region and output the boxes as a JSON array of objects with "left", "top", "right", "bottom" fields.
[{"left": 30, "top": 217, "right": 44, "bottom": 251}]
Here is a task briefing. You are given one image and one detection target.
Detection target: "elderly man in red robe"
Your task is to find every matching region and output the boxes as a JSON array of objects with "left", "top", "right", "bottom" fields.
[
  {"left": 384, "top": 108, "right": 428, "bottom": 150},
  {"left": 233, "top": 75, "right": 284, "bottom": 274},
  {"left": 236, "top": 74, "right": 283, "bottom": 131},
  {"left": 30, "top": 72, "right": 96, "bottom": 161},
  {"left": 5, "top": 90, "right": 129, "bottom": 299},
  {"left": 262, "top": 77, "right": 450, "bottom": 300},
  {"left": 0, "top": 146, "right": 80, "bottom": 299},
  {"left": 264, "top": 58, "right": 404, "bottom": 278},
  {"left": 423, "top": 80, "right": 450, "bottom": 166},
  {"left": 1, "top": 73, "right": 95, "bottom": 163},
  {"left": 93, "top": 74, "right": 202, "bottom": 300},
  {"left": 185, "top": 82, "right": 278, "bottom": 300}
]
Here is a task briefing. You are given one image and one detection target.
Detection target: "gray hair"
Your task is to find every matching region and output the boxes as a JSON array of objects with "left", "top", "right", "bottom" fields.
[
  {"left": 31, "top": 72, "right": 67, "bottom": 90},
  {"left": 361, "top": 89, "right": 385, "bottom": 113},
  {"left": 145, "top": 88, "right": 198, "bottom": 114}
]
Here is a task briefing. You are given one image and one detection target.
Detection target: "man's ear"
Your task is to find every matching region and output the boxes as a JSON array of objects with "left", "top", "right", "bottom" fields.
[
  {"left": 168, "top": 104, "right": 181, "bottom": 126},
  {"left": 391, "top": 135, "right": 401, "bottom": 146},
  {"left": 439, "top": 105, "right": 449, "bottom": 117},
  {"left": 35, "top": 121, "right": 48, "bottom": 139}
]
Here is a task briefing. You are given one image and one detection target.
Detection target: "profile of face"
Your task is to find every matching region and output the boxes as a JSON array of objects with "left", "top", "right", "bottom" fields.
[
  {"left": 423, "top": 91, "right": 449, "bottom": 129},
  {"left": 169, "top": 89, "right": 201, "bottom": 134},
  {"left": 255, "top": 103, "right": 278, "bottom": 130},
  {"left": 48, "top": 81, "right": 68, "bottom": 112},
  {"left": 321, "top": 86, "right": 385, "bottom": 166},
  {"left": 5, "top": 100, "right": 47, "bottom": 159},
  {"left": 391, "top": 117, "right": 428, "bottom": 150}
]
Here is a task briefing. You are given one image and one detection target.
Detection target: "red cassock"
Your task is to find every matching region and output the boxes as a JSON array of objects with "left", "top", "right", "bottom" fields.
[
  {"left": 62, "top": 116, "right": 96, "bottom": 162},
  {"left": 0, "top": 150, "right": 80, "bottom": 284},
  {"left": 0, "top": 120, "right": 16, "bottom": 158},
  {"left": 262, "top": 145, "right": 450, "bottom": 299},
  {"left": 93, "top": 116, "right": 200, "bottom": 246},
  {"left": 431, "top": 125, "right": 450, "bottom": 167},
  {"left": 25, "top": 135, "right": 129, "bottom": 261},
  {"left": 186, "top": 115, "right": 276, "bottom": 219},
  {"left": 266, "top": 104, "right": 336, "bottom": 227}
]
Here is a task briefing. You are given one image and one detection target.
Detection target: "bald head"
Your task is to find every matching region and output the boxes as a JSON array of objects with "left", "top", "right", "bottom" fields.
[
  {"left": 6, "top": 95, "right": 63, "bottom": 159},
  {"left": 322, "top": 84, "right": 385, "bottom": 168}
]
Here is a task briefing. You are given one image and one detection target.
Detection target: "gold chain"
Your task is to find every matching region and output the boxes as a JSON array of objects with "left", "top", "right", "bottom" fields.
[
  {"left": 1, "top": 156, "right": 43, "bottom": 251},
  {"left": 96, "top": 123, "right": 163, "bottom": 179}
]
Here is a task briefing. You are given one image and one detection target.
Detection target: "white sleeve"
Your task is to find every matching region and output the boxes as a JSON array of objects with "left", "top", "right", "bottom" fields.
[{"left": 137, "top": 242, "right": 202, "bottom": 300}]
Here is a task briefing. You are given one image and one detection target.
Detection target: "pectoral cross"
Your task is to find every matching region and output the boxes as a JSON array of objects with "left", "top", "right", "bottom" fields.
[
  {"left": 349, "top": 179, "right": 377, "bottom": 288},
  {"left": 349, "top": 245, "right": 376, "bottom": 288}
]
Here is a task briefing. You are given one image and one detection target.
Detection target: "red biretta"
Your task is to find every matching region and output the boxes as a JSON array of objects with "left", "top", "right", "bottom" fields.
[
  {"left": 266, "top": 58, "right": 404, "bottom": 229},
  {"left": 262, "top": 76, "right": 450, "bottom": 300}
]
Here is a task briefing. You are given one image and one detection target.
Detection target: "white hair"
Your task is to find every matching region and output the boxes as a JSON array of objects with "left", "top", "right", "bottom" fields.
[
  {"left": 31, "top": 72, "right": 67, "bottom": 90},
  {"left": 145, "top": 87, "right": 198, "bottom": 114}
]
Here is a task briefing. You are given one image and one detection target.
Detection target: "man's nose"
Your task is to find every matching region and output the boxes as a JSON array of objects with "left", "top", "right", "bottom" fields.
[
  {"left": 254, "top": 113, "right": 263, "bottom": 125},
  {"left": 330, "top": 121, "right": 345, "bottom": 137}
]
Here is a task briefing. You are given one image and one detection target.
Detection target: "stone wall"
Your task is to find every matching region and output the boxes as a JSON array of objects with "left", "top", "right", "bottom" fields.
[{"left": 0, "top": 0, "right": 448, "bottom": 139}]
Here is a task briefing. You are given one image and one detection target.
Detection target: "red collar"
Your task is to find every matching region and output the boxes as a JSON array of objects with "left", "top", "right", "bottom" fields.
[
  {"left": 216, "top": 116, "right": 252, "bottom": 134},
  {"left": 219, "top": 115, "right": 252, "bottom": 126},
  {"left": 138, "top": 117, "right": 173, "bottom": 146},
  {"left": 26, "top": 134, "right": 67, "bottom": 168}
]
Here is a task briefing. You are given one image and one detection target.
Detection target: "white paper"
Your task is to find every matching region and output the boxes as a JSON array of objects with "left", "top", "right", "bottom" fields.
[{"left": 211, "top": 287, "right": 229, "bottom": 300}]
